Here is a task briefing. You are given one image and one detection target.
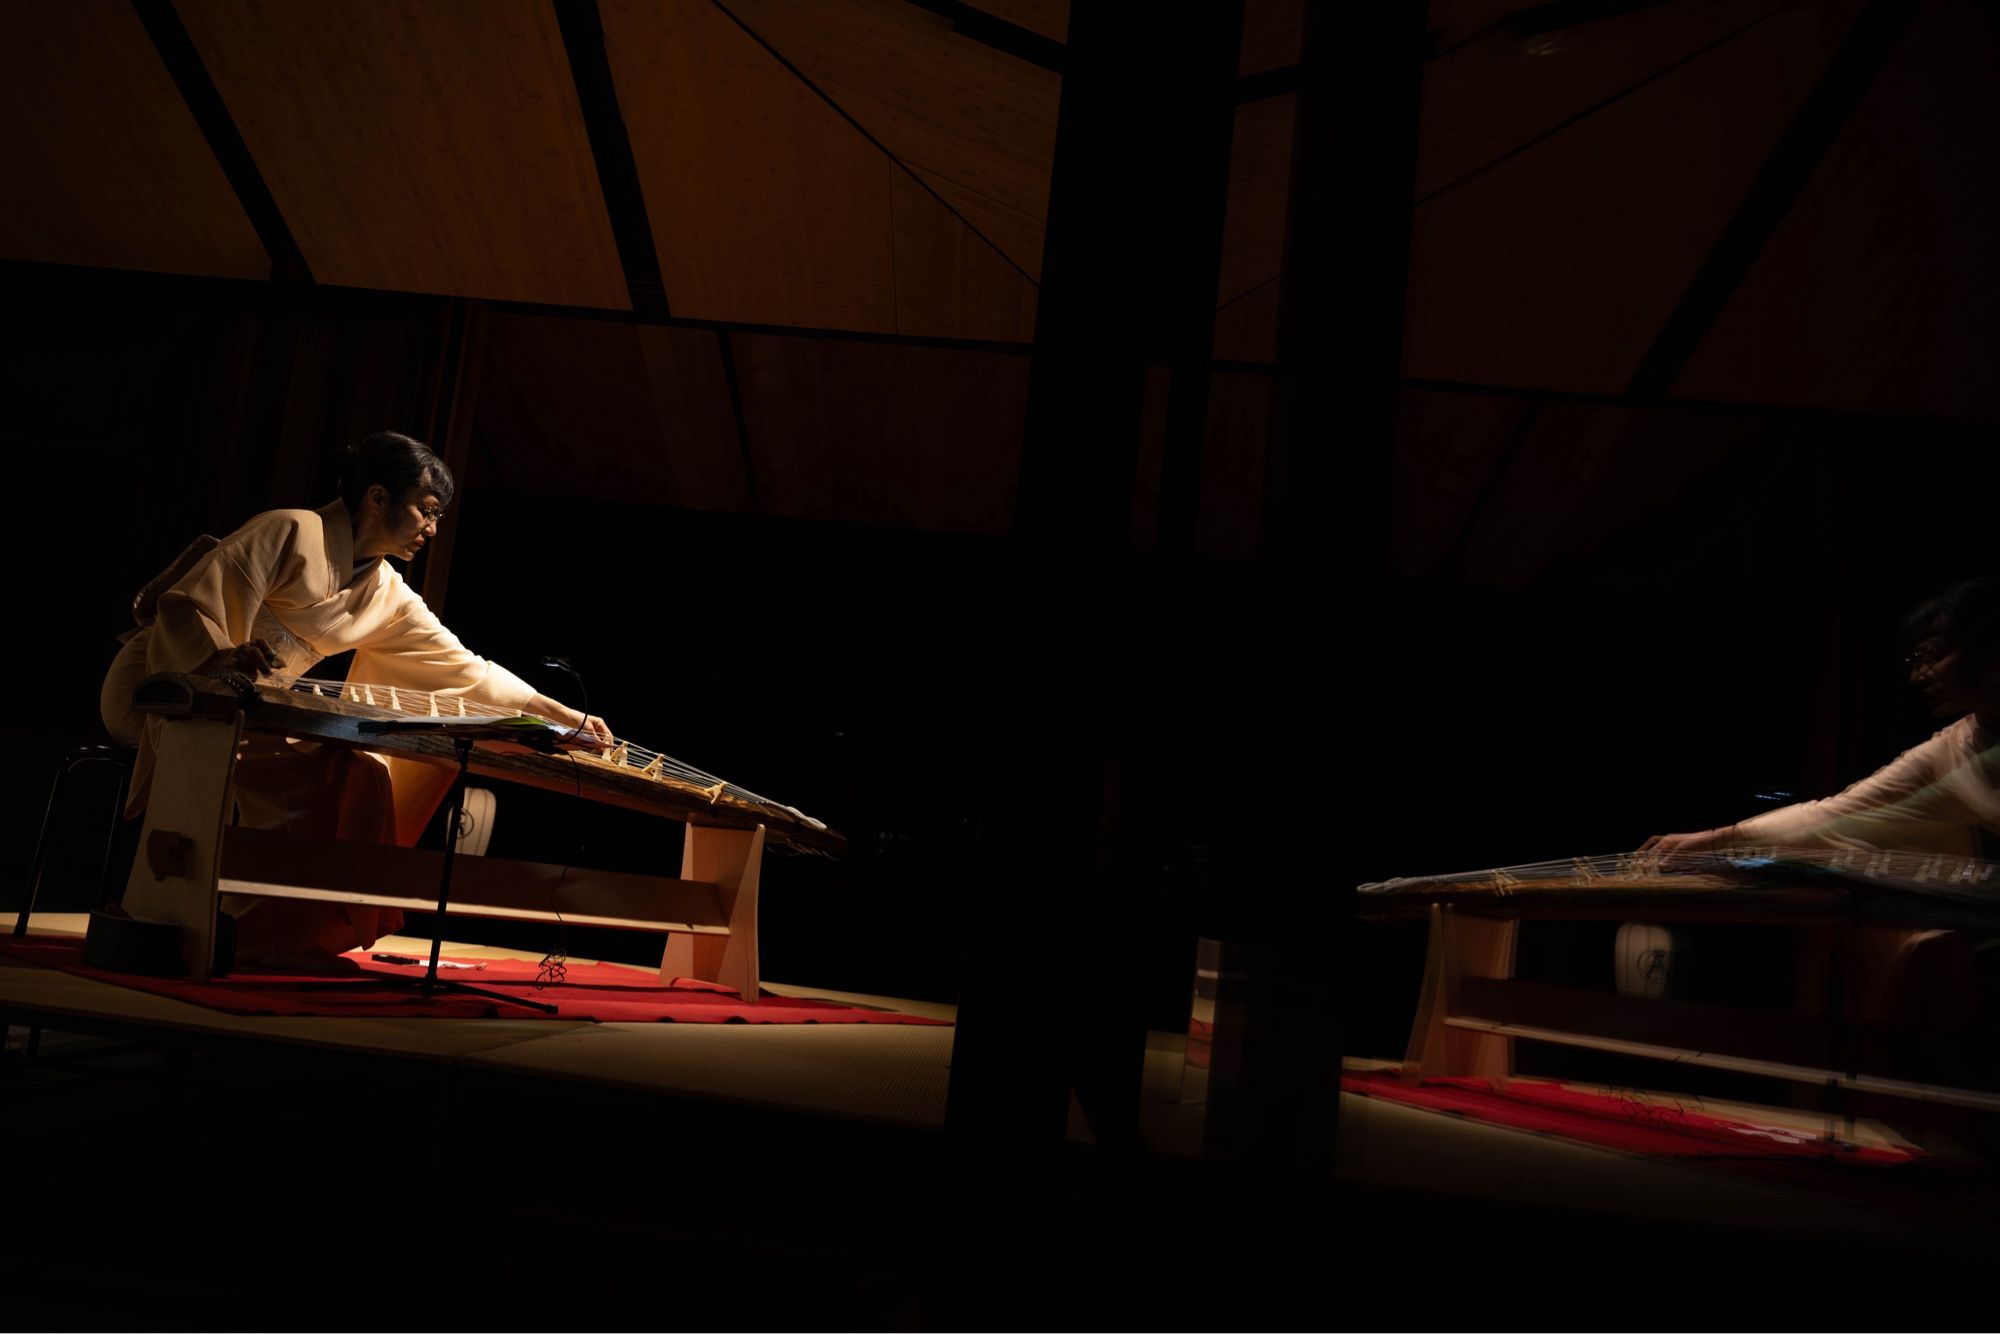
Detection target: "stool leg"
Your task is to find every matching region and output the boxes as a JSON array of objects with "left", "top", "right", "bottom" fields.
[{"left": 12, "top": 756, "right": 68, "bottom": 938}]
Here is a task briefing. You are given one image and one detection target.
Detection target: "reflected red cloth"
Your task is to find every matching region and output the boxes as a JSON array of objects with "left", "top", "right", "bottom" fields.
[
  {"left": 0, "top": 935, "right": 947, "bottom": 1025},
  {"left": 1342, "top": 1069, "right": 1919, "bottom": 1165}
]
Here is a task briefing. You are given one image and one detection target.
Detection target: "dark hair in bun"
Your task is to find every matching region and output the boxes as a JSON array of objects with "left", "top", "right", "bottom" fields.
[
  {"left": 1903, "top": 577, "right": 2000, "bottom": 659},
  {"left": 334, "top": 430, "right": 455, "bottom": 512}
]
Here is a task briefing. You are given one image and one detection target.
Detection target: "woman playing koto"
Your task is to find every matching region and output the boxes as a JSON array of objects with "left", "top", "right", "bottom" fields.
[
  {"left": 100, "top": 431, "right": 612, "bottom": 970},
  {"left": 1645, "top": 577, "right": 2000, "bottom": 860}
]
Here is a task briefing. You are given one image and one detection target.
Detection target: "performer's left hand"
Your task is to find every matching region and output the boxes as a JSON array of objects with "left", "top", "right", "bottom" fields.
[
  {"left": 570, "top": 713, "right": 615, "bottom": 749},
  {"left": 534, "top": 697, "right": 614, "bottom": 750}
]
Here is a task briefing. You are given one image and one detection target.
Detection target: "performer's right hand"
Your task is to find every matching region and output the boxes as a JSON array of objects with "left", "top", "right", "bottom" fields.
[
  {"left": 1639, "top": 828, "right": 1728, "bottom": 857},
  {"left": 195, "top": 638, "right": 280, "bottom": 682}
]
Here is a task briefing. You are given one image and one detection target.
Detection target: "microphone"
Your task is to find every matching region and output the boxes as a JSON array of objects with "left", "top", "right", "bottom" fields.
[{"left": 539, "top": 655, "right": 591, "bottom": 746}]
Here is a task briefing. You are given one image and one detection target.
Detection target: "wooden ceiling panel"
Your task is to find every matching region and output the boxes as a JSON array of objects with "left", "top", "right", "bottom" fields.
[
  {"left": 908, "top": 163, "right": 1046, "bottom": 283},
  {"left": 175, "top": 0, "right": 629, "bottom": 307},
  {"left": 1417, "top": 1, "right": 1784, "bottom": 201},
  {"left": 1402, "top": 0, "right": 1863, "bottom": 395},
  {"left": 731, "top": 333, "right": 1028, "bottom": 533},
  {"left": 475, "top": 313, "right": 746, "bottom": 511},
  {"left": 1674, "top": 0, "right": 2000, "bottom": 420},
  {"left": 1427, "top": 1, "right": 1539, "bottom": 52},
  {"left": 890, "top": 170, "right": 1038, "bottom": 342},
  {"left": 964, "top": 0, "right": 1069, "bottom": 45},
  {"left": 719, "top": 0, "right": 1059, "bottom": 280},
  {"left": 0, "top": 0, "right": 265, "bottom": 279},
  {"left": 1216, "top": 94, "right": 1296, "bottom": 307},
  {"left": 1240, "top": 0, "right": 1303, "bottom": 76},
  {"left": 601, "top": 0, "right": 897, "bottom": 332}
]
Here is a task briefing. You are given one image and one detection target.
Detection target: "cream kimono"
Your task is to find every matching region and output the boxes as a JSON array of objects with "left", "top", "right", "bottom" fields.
[
  {"left": 100, "top": 497, "right": 537, "bottom": 958},
  {"left": 1730, "top": 716, "right": 2000, "bottom": 857}
]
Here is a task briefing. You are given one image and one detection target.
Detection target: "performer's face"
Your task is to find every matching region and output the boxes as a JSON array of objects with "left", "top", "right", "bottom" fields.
[
  {"left": 1907, "top": 637, "right": 1986, "bottom": 716},
  {"left": 394, "top": 489, "right": 446, "bottom": 560},
  {"left": 368, "top": 484, "right": 445, "bottom": 561}
]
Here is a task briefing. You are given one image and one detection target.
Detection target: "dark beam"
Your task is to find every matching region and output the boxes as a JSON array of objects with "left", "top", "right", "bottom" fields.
[
  {"left": 715, "top": 331, "right": 760, "bottom": 514},
  {"left": 900, "top": 0, "right": 1065, "bottom": 73},
  {"left": 948, "top": 3, "right": 1246, "bottom": 1159},
  {"left": 1222, "top": 0, "right": 1424, "bottom": 1172},
  {"left": 130, "top": 0, "right": 308, "bottom": 283},
  {"left": 1156, "top": 10, "right": 1248, "bottom": 556},
  {"left": 1625, "top": 0, "right": 1921, "bottom": 400},
  {"left": 0, "top": 259, "right": 1034, "bottom": 356},
  {"left": 552, "top": 0, "right": 670, "bottom": 319}
]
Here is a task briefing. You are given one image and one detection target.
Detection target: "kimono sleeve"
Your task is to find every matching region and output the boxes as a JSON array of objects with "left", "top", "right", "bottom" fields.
[
  {"left": 147, "top": 511, "right": 318, "bottom": 674},
  {"left": 1731, "top": 728, "right": 1980, "bottom": 855},
  {"left": 345, "top": 573, "right": 539, "bottom": 713}
]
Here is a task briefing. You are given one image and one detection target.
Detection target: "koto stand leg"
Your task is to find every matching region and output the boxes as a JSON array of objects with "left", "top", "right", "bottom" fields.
[
  {"left": 1404, "top": 904, "right": 1518, "bottom": 1081},
  {"left": 121, "top": 714, "right": 243, "bottom": 981},
  {"left": 415, "top": 737, "right": 556, "bottom": 1015},
  {"left": 659, "top": 824, "right": 766, "bottom": 1002}
]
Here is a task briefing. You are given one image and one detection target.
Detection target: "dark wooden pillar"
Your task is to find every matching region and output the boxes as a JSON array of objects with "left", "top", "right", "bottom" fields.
[{"left": 947, "top": 4, "right": 1244, "bottom": 1154}]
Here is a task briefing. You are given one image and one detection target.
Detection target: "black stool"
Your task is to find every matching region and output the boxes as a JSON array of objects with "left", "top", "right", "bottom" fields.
[{"left": 11, "top": 744, "right": 136, "bottom": 939}]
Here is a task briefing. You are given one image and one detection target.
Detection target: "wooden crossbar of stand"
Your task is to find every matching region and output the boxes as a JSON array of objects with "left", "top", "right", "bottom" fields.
[{"left": 1403, "top": 903, "right": 2000, "bottom": 1114}]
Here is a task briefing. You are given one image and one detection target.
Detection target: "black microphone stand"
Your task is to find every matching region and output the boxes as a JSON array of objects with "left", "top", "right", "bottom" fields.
[{"left": 360, "top": 720, "right": 562, "bottom": 1015}]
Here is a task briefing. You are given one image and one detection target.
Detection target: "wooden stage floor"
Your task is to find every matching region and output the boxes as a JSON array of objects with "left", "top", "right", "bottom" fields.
[
  {"left": 10, "top": 913, "right": 2000, "bottom": 1325},
  {"left": 2, "top": 913, "right": 955, "bottom": 1128}
]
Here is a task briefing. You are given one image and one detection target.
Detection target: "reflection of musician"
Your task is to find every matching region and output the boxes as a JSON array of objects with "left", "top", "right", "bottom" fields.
[
  {"left": 1641, "top": 580, "right": 2000, "bottom": 1049},
  {"left": 99, "top": 431, "right": 613, "bottom": 969},
  {"left": 1645, "top": 578, "right": 2000, "bottom": 858}
]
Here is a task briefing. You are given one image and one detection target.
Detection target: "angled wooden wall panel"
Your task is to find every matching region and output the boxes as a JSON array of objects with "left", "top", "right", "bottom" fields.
[
  {"left": 719, "top": 0, "right": 1059, "bottom": 280},
  {"left": 1416, "top": 1, "right": 1775, "bottom": 201},
  {"left": 889, "top": 169, "right": 1038, "bottom": 342},
  {"left": 1208, "top": 94, "right": 1295, "bottom": 363},
  {"left": 1215, "top": 94, "right": 1296, "bottom": 308},
  {"left": 601, "top": 0, "right": 898, "bottom": 332},
  {"left": 964, "top": 0, "right": 1069, "bottom": 45},
  {"left": 0, "top": 0, "right": 266, "bottom": 279},
  {"left": 1673, "top": 0, "right": 1999, "bottom": 421},
  {"left": 1402, "top": 0, "right": 1864, "bottom": 395},
  {"left": 475, "top": 312, "right": 747, "bottom": 510},
  {"left": 730, "top": 333, "right": 1027, "bottom": 532},
  {"left": 174, "top": 0, "right": 630, "bottom": 307}
]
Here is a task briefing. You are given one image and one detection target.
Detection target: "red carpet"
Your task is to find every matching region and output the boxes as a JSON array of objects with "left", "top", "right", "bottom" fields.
[
  {"left": 1342, "top": 1069, "right": 1920, "bottom": 1164},
  {"left": 0, "top": 935, "right": 947, "bottom": 1025}
]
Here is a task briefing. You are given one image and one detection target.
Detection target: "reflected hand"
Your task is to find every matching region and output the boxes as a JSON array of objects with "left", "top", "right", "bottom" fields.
[{"left": 1639, "top": 828, "right": 1730, "bottom": 860}]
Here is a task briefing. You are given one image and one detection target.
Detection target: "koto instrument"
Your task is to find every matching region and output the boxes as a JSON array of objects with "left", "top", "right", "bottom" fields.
[
  {"left": 131, "top": 671, "right": 842, "bottom": 856},
  {"left": 1360, "top": 848, "right": 2000, "bottom": 930}
]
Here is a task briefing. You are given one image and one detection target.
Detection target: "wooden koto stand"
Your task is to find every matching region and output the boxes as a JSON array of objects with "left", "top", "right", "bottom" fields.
[
  {"left": 120, "top": 673, "right": 843, "bottom": 999},
  {"left": 1362, "top": 855, "right": 2000, "bottom": 1114}
]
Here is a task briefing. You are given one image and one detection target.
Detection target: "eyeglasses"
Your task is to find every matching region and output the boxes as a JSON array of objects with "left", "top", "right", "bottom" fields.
[
  {"left": 413, "top": 502, "right": 445, "bottom": 527},
  {"left": 1904, "top": 645, "right": 1954, "bottom": 669}
]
